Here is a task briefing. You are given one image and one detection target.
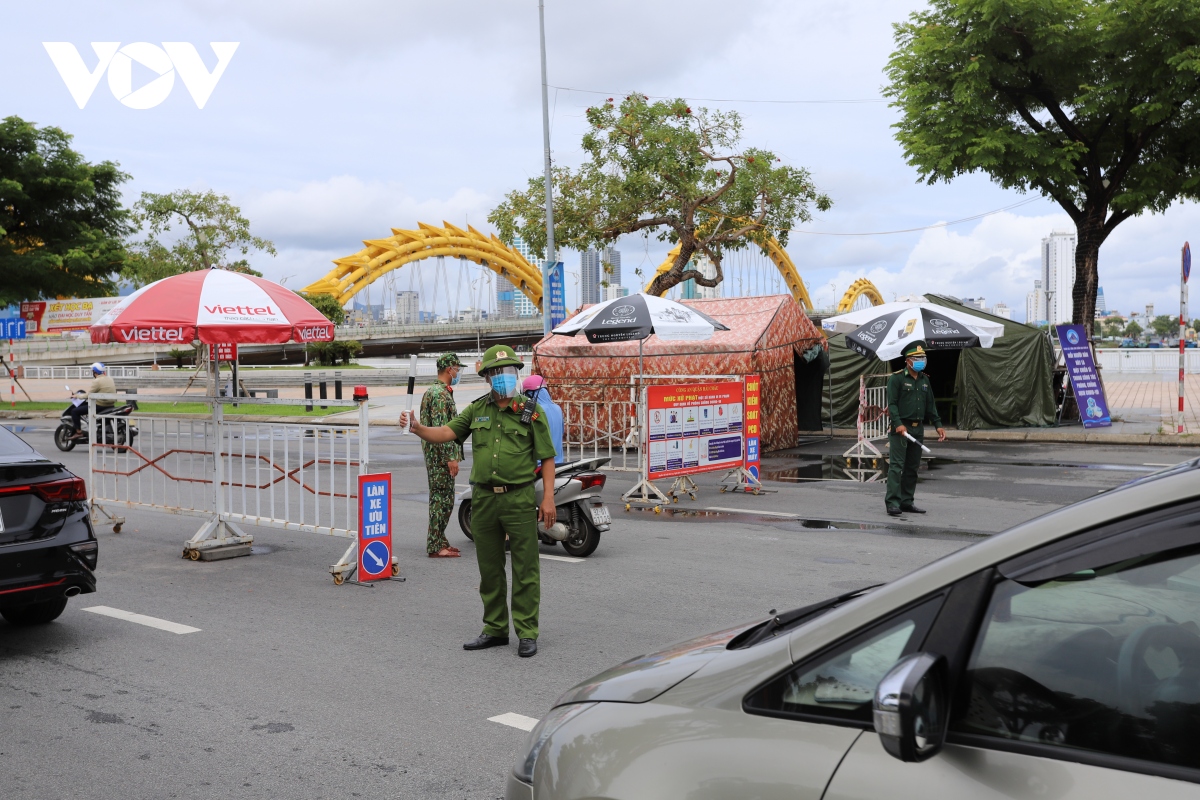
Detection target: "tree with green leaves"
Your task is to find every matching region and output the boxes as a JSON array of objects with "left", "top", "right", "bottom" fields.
[
  {"left": 1124, "top": 320, "right": 1144, "bottom": 339},
  {"left": 0, "top": 116, "right": 132, "bottom": 305},
  {"left": 489, "top": 95, "right": 831, "bottom": 296},
  {"left": 125, "top": 189, "right": 276, "bottom": 285},
  {"left": 1151, "top": 314, "right": 1179, "bottom": 337},
  {"left": 886, "top": 0, "right": 1200, "bottom": 336},
  {"left": 301, "top": 291, "right": 346, "bottom": 326},
  {"left": 1101, "top": 317, "right": 1124, "bottom": 338}
]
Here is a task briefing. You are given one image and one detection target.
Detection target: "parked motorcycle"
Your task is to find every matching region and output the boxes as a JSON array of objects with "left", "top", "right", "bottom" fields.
[
  {"left": 457, "top": 456, "right": 612, "bottom": 557},
  {"left": 54, "top": 389, "right": 140, "bottom": 453}
]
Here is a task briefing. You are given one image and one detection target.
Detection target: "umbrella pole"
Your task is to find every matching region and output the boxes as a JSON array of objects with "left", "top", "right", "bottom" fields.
[{"left": 638, "top": 338, "right": 644, "bottom": 386}]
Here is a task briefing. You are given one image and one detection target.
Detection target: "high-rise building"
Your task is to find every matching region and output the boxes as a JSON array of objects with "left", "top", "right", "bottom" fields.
[
  {"left": 963, "top": 297, "right": 988, "bottom": 312},
  {"left": 992, "top": 302, "right": 1013, "bottom": 320},
  {"left": 396, "top": 290, "right": 420, "bottom": 324},
  {"left": 580, "top": 247, "right": 621, "bottom": 306},
  {"left": 603, "top": 285, "right": 629, "bottom": 301},
  {"left": 513, "top": 290, "right": 537, "bottom": 317},
  {"left": 1096, "top": 286, "right": 1106, "bottom": 314},
  {"left": 1146, "top": 303, "right": 1155, "bottom": 318},
  {"left": 1042, "top": 231, "right": 1076, "bottom": 325},
  {"left": 1026, "top": 279, "right": 1045, "bottom": 325}
]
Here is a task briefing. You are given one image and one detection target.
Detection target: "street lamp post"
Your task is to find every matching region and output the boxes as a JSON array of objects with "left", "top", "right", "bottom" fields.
[{"left": 538, "top": 0, "right": 555, "bottom": 337}]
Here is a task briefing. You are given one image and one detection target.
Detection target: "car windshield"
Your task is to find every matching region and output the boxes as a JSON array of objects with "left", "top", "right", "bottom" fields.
[{"left": 0, "top": 425, "right": 36, "bottom": 457}]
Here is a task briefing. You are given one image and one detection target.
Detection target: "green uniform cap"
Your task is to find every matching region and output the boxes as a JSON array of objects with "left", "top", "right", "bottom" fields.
[
  {"left": 478, "top": 344, "right": 524, "bottom": 375},
  {"left": 436, "top": 352, "right": 464, "bottom": 371},
  {"left": 901, "top": 341, "right": 927, "bottom": 358}
]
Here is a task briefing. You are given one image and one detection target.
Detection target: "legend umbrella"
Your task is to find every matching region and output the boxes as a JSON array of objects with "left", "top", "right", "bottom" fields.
[
  {"left": 551, "top": 293, "right": 730, "bottom": 377},
  {"left": 823, "top": 301, "right": 1002, "bottom": 361}
]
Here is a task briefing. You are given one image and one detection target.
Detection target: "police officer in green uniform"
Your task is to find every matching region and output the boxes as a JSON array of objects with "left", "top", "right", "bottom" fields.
[
  {"left": 400, "top": 344, "right": 557, "bottom": 658},
  {"left": 885, "top": 343, "right": 946, "bottom": 517}
]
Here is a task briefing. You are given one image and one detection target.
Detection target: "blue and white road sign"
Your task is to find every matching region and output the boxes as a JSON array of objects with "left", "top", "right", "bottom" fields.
[
  {"left": 361, "top": 540, "right": 390, "bottom": 576},
  {"left": 0, "top": 318, "right": 26, "bottom": 340},
  {"left": 357, "top": 472, "right": 392, "bottom": 582}
]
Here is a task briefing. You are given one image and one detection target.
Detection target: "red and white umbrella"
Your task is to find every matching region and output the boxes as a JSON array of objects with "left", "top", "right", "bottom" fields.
[{"left": 89, "top": 270, "right": 336, "bottom": 345}]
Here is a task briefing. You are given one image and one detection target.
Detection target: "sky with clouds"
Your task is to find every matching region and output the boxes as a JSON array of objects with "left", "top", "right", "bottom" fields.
[{"left": 5, "top": 0, "right": 1197, "bottom": 321}]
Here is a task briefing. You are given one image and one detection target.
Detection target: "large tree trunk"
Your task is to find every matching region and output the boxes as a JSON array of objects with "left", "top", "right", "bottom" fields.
[
  {"left": 1071, "top": 211, "right": 1105, "bottom": 339},
  {"left": 646, "top": 240, "right": 697, "bottom": 296}
]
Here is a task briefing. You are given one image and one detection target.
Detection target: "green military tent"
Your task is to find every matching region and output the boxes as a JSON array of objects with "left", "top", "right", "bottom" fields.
[{"left": 821, "top": 294, "right": 1056, "bottom": 430}]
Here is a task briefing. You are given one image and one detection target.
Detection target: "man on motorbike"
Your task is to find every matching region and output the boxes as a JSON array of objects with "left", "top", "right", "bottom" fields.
[{"left": 67, "top": 363, "right": 116, "bottom": 439}]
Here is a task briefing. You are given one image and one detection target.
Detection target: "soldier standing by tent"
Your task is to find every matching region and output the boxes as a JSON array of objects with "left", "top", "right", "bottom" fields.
[
  {"left": 421, "top": 353, "right": 465, "bottom": 558},
  {"left": 400, "top": 344, "right": 558, "bottom": 658},
  {"left": 885, "top": 343, "right": 945, "bottom": 516}
]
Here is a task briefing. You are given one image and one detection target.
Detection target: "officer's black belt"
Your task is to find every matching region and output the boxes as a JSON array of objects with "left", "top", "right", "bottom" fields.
[
  {"left": 906, "top": 421, "right": 922, "bottom": 426},
  {"left": 471, "top": 480, "right": 535, "bottom": 494}
]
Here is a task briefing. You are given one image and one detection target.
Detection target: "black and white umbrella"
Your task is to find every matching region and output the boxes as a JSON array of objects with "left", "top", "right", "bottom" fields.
[
  {"left": 823, "top": 302, "right": 1002, "bottom": 361},
  {"left": 552, "top": 293, "right": 729, "bottom": 343},
  {"left": 551, "top": 293, "right": 730, "bottom": 379}
]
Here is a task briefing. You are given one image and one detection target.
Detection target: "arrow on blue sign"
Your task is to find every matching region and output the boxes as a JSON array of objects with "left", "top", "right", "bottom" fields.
[
  {"left": 0, "top": 319, "right": 26, "bottom": 340},
  {"left": 362, "top": 540, "right": 390, "bottom": 575}
]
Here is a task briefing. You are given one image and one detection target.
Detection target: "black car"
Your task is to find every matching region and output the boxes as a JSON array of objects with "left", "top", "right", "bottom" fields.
[{"left": 0, "top": 425, "right": 96, "bottom": 626}]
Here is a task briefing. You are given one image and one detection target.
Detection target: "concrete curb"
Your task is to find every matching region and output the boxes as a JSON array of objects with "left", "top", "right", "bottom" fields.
[{"left": 814, "top": 426, "right": 1198, "bottom": 447}]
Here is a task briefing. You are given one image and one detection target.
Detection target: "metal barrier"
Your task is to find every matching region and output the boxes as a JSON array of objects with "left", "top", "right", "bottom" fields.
[
  {"left": 1095, "top": 348, "right": 1200, "bottom": 374},
  {"left": 560, "top": 395, "right": 642, "bottom": 471},
  {"left": 26, "top": 365, "right": 142, "bottom": 379},
  {"left": 87, "top": 394, "right": 383, "bottom": 581},
  {"left": 843, "top": 375, "right": 889, "bottom": 462}
]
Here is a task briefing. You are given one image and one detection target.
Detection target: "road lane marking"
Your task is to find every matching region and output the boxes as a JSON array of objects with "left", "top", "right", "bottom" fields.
[
  {"left": 540, "top": 554, "right": 584, "bottom": 563},
  {"left": 705, "top": 506, "right": 799, "bottom": 518},
  {"left": 82, "top": 606, "right": 201, "bottom": 634},
  {"left": 489, "top": 713, "right": 539, "bottom": 731}
]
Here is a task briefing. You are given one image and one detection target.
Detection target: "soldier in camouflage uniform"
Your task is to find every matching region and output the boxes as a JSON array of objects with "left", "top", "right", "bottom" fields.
[{"left": 421, "top": 353, "right": 465, "bottom": 557}]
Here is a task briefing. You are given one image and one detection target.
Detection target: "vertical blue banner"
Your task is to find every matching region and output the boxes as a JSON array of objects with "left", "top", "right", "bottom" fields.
[
  {"left": 1056, "top": 324, "right": 1111, "bottom": 428},
  {"left": 548, "top": 261, "right": 566, "bottom": 329}
]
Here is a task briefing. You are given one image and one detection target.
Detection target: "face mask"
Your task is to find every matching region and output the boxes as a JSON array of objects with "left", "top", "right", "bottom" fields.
[
  {"left": 490, "top": 373, "right": 518, "bottom": 398},
  {"left": 450, "top": 370, "right": 461, "bottom": 386},
  {"left": 911, "top": 359, "right": 927, "bottom": 372}
]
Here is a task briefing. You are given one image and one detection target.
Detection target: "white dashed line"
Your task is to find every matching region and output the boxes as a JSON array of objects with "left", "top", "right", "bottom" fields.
[
  {"left": 82, "top": 606, "right": 201, "bottom": 634},
  {"left": 705, "top": 506, "right": 799, "bottom": 518},
  {"left": 540, "top": 554, "right": 584, "bottom": 563},
  {"left": 489, "top": 712, "right": 539, "bottom": 731}
]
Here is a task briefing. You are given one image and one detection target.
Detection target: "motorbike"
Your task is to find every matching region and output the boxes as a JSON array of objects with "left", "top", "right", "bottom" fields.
[
  {"left": 457, "top": 456, "right": 612, "bottom": 558},
  {"left": 54, "top": 388, "right": 140, "bottom": 453}
]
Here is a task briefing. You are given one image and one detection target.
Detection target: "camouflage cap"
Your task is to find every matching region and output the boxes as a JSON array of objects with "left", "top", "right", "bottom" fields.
[
  {"left": 478, "top": 344, "right": 524, "bottom": 375},
  {"left": 436, "top": 352, "right": 464, "bottom": 371}
]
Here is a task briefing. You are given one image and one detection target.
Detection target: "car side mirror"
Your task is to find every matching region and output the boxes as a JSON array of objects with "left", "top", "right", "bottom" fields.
[{"left": 873, "top": 652, "right": 948, "bottom": 763}]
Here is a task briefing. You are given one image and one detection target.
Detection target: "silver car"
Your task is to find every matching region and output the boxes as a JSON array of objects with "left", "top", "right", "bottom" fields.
[{"left": 507, "top": 459, "right": 1200, "bottom": 799}]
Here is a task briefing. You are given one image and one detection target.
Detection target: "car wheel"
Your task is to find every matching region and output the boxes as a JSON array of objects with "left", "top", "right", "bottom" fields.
[
  {"left": 457, "top": 498, "right": 474, "bottom": 541},
  {"left": 1, "top": 597, "right": 69, "bottom": 626}
]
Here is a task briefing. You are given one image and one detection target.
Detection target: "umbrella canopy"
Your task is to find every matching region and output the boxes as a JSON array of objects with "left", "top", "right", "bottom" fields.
[
  {"left": 552, "top": 293, "right": 730, "bottom": 343},
  {"left": 824, "top": 302, "right": 1002, "bottom": 361},
  {"left": 90, "top": 270, "right": 336, "bottom": 345}
]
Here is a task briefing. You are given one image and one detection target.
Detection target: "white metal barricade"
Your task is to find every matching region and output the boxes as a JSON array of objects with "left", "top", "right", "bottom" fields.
[
  {"left": 87, "top": 394, "right": 384, "bottom": 581},
  {"left": 843, "top": 375, "right": 889, "bottom": 460},
  {"left": 560, "top": 393, "right": 643, "bottom": 472}
]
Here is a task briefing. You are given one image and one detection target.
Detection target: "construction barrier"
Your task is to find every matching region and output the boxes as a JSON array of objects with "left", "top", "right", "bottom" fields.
[
  {"left": 842, "top": 374, "right": 889, "bottom": 474},
  {"left": 87, "top": 394, "right": 386, "bottom": 582}
]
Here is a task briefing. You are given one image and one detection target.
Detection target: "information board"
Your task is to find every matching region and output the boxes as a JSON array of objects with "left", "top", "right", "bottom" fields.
[
  {"left": 20, "top": 297, "right": 122, "bottom": 335},
  {"left": 1056, "top": 324, "right": 1111, "bottom": 428},
  {"left": 646, "top": 381, "right": 744, "bottom": 480},
  {"left": 548, "top": 261, "right": 566, "bottom": 330},
  {"left": 358, "top": 472, "right": 393, "bottom": 581},
  {"left": 210, "top": 342, "right": 238, "bottom": 362},
  {"left": 743, "top": 374, "right": 761, "bottom": 481}
]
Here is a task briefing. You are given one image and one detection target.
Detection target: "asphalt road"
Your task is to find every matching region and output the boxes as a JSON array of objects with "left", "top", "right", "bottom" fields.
[{"left": 2, "top": 421, "right": 1198, "bottom": 799}]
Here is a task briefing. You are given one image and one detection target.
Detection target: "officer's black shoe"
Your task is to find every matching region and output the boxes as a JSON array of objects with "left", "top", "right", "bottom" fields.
[
  {"left": 518, "top": 638, "right": 538, "bottom": 658},
  {"left": 464, "top": 634, "right": 509, "bottom": 650},
  {"left": 901, "top": 505, "right": 926, "bottom": 514},
  {"left": 886, "top": 506, "right": 902, "bottom": 517}
]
